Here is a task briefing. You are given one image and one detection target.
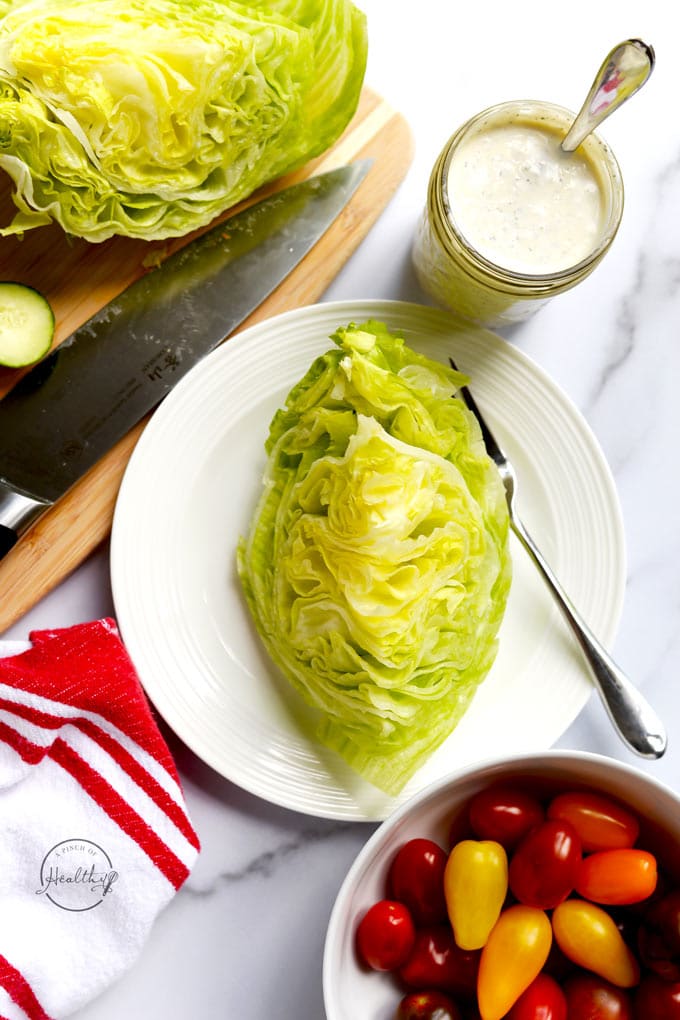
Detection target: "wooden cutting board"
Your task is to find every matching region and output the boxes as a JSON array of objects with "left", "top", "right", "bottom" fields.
[{"left": 0, "top": 88, "right": 413, "bottom": 634}]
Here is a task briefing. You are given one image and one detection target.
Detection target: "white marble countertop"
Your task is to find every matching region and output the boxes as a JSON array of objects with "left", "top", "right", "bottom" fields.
[{"left": 4, "top": 1, "right": 680, "bottom": 1016}]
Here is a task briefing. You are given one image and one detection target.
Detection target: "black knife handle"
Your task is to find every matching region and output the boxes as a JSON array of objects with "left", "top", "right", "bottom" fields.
[
  {"left": 0, "top": 481, "right": 52, "bottom": 560},
  {"left": 0, "top": 525, "right": 17, "bottom": 559}
]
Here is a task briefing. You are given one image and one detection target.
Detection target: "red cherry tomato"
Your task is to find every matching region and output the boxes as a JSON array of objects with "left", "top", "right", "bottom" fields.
[
  {"left": 356, "top": 900, "right": 415, "bottom": 971},
  {"left": 633, "top": 974, "right": 680, "bottom": 1019},
  {"left": 563, "top": 973, "right": 634, "bottom": 1020},
  {"left": 398, "top": 926, "right": 480, "bottom": 1001},
  {"left": 395, "top": 990, "right": 463, "bottom": 1020},
  {"left": 468, "top": 786, "right": 545, "bottom": 850},
  {"left": 576, "top": 849, "right": 657, "bottom": 905},
  {"left": 638, "top": 888, "right": 680, "bottom": 980},
  {"left": 508, "top": 819, "right": 582, "bottom": 909},
  {"left": 507, "top": 973, "right": 567, "bottom": 1020},
  {"left": 547, "top": 792, "right": 639, "bottom": 852},
  {"left": 389, "top": 839, "right": 449, "bottom": 926}
]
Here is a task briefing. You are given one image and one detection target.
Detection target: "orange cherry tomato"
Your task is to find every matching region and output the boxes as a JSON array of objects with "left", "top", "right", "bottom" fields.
[
  {"left": 444, "top": 840, "right": 508, "bottom": 950},
  {"left": 551, "top": 899, "right": 640, "bottom": 988},
  {"left": 477, "top": 905, "right": 552, "bottom": 1020},
  {"left": 575, "top": 848, "right": 657, "bottom": 905},
  {"left": 547, "top": 792, "right": 639, "bottom": 852}
]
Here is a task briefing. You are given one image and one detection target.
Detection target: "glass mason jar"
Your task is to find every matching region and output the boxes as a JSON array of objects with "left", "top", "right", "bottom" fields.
[{"left": 412, "top": 101, "right": 625, "bottom": 328}]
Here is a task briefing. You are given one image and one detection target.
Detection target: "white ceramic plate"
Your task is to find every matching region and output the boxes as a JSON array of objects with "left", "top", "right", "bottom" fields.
[{"left": 111, "top": 299, "right": 626, "bottom": 821}]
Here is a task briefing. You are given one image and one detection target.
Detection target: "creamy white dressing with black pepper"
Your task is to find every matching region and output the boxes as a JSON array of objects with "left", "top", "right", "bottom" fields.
[{"left": 446, "top": 121, "right": 606, "bottom": 275}]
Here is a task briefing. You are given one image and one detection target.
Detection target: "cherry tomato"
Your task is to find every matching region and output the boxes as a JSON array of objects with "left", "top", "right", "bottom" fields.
[
  {"left": 508, "top": 820, "right": 582, "bottom": 909},
  {"left": 444, "top": 840, "right": 508, "bottom": 950},
  {"left": 389, "top": 839, "right": 449, "bottom": 926},
  {"left": 542, "top": 938, "right": 577, "bottom": 983},
  {"left": 468, "top": 786, "right": 545, "bottom": 850},
  {"left": 356, "top": 899, "right": 415, "bottom": 971},
  {"left": 399, "top": 926, "right": 480, "bottom": 1000},
  {"left": 613, "top": 910, "right": 640, "bottom": 952},
  {"left": 547, "top": 792, "right": 639, "bottom": 852},
  {"left": 477, "top": 905, "right": 553, "bottom": 1020},
  {"left": 633, "top": 974, "right": 680, "bottom": 1019},
  {"left": 563, "top": 973, "right": 633, "bottom": 1020},
  {"left": 552, "top": 899, "right": 640, "bottom": 988},
  {"left": 637, "top": 888, "right": 680, "bottom": 980},
  {"left": 395, "top": 990, "right": 463, "bottom": 1020},
  {"left": 507, "top": 973, "right": 567, "bottom": 1020},
  {"left": 448, "top": 811, "right": 476, "bottom": 849},
  {"left": 576, "top": 849, "right": 657, "bottom": 906}
]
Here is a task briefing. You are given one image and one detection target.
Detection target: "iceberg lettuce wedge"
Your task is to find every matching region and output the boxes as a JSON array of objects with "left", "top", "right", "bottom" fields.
[
  {"left": 0, "top": 0, "right": 367, "bottom": 240},
  {"left": 238, "top": 322, "right": 512, "bottom": 795}
]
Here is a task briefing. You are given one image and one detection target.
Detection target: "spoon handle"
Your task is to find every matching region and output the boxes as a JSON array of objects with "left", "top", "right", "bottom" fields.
[{"left": 561, "top": 39, "right": 655, "bottom": 152}]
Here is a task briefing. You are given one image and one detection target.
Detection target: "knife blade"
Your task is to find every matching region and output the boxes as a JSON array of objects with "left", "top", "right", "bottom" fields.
[{"left": 0, "top": 160, "right": 371, "bottom": 559}]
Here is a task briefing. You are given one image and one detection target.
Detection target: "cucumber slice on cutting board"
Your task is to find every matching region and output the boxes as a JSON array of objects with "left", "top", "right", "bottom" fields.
[{"left": 0, "top": 282, "right": 55, "bottom": 367}]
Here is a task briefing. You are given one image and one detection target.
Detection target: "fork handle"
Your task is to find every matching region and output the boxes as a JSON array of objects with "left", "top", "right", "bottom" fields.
[{"left": 511, "top": 516, "right": 667, "bottom": 759}]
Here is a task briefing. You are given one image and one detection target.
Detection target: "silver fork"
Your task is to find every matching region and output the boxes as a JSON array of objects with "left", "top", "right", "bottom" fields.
[{"left": 449, "top": 357, "right": 667, "bottom": 759}]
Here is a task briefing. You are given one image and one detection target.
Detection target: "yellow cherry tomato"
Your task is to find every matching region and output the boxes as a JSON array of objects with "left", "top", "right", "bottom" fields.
[
  {"left": 444, "top": 839, "right": 508, "bottom": 950},
  {"left": 552, "top": 898, "right": 640, "bottom": 987},
  {"left": 477, "top": 904, "right": 552, "bottom": 1020}
]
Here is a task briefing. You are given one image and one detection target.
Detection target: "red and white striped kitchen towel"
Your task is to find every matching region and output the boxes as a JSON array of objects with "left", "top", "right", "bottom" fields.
[{"left": 0, "top": 618, "right": 200, "bottom": 1020}]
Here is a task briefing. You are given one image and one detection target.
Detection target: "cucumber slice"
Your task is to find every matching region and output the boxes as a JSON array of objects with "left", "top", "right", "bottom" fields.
[{"left": 0, "top": 282, "right": 55, "bottom": 368}]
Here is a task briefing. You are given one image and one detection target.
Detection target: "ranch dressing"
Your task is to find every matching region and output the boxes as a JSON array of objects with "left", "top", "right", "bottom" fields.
[
  {"left": 412, "top": 101, "right": 624, "bottom": 327},
  {"left": 446, "top": 120, "right": 606, "bottom": 275}
]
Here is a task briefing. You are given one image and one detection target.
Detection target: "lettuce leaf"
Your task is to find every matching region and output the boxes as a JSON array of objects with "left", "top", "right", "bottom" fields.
[
  {"left": 238, "top": 322, "right": 512, "bottom": 795},
  {"left": 0, "top": 0, "right": 366, "bottom": 240}
]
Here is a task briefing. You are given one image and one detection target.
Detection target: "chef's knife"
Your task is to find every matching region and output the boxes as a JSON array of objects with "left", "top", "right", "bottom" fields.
[{"left": 0, "top": 160, "right": 370, "bottom": 559}]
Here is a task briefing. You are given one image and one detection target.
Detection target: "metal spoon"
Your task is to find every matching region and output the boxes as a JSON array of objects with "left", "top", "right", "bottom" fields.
[{"left": 562, "top": 39, "right": 655, "bottom": 152}]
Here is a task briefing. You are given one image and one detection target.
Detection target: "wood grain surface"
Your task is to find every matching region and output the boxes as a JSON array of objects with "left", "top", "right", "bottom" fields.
[{"left": 0, "top": 88, "right": 413, "bottom": 633}]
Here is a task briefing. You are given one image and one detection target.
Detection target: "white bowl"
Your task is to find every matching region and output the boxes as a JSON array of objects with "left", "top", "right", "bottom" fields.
[{"left": 323, "top": 750, "right": 680, "bottom": 1020}]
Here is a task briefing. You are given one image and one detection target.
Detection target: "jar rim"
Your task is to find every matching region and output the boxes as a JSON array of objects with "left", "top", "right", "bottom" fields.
[{"left": 438, "top": 99, "right": 625, "bottom": 287}]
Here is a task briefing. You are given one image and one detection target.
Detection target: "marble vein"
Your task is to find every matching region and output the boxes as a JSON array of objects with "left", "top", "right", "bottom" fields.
[{"left": 183, "top": 822, "right": 356, "bottom": 897}]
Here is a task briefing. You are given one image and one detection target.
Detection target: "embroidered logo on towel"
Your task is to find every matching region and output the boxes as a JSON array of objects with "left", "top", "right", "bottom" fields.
[{"left": 36, "top": 839, "right": 119, "bottom": 911}]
